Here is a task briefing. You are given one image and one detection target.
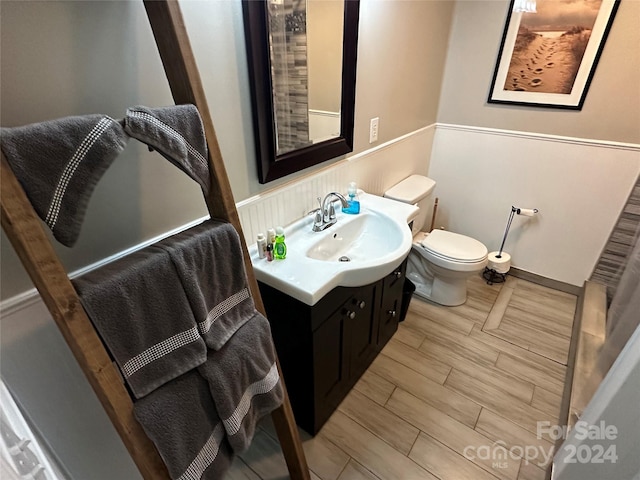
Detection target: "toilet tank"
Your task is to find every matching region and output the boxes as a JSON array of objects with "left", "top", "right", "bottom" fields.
[{"left": 384, "top": 175, "right": 436, "bottom": 235}]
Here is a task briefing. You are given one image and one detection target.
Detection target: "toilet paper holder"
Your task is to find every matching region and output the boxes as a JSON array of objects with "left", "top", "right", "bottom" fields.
[
  {"left": 496, "top": 206, "right": 538, "bottom": 259},
  {"left": 484, "top": 205, "right": 539, "bottom": 285}
]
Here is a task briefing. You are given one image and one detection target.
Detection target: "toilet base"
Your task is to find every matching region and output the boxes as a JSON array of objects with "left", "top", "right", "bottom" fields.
[{"left": 407, "top": 260, "right": 469, "bottom": 307}]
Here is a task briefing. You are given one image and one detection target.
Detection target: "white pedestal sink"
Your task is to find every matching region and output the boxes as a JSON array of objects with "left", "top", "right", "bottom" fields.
[{"left": 250, "top": 192, "right": 418, "bottom": 306}]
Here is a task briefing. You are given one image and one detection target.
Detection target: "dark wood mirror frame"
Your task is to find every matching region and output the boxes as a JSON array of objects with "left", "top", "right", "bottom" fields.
[{"left": 242, "top": 0, "right": 360, "bottom": 184}]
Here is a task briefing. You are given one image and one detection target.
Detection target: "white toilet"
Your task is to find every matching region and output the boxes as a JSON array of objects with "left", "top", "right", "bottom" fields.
[{"left": 384, "top": 175, "right": 488, "bottom": 306}]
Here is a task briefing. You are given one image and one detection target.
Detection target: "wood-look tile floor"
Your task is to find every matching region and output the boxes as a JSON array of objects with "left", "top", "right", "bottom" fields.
[{"left": 229, "top": 274, "right": 577, "bottom": 480}]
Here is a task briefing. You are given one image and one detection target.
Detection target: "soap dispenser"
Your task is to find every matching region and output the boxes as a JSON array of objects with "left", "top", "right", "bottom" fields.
[
  {"left": 273, "top": 226, "right": 287, "bottom": 259},
  {"left": 342, "top": 182, "right": 360, "bottom": 214}
]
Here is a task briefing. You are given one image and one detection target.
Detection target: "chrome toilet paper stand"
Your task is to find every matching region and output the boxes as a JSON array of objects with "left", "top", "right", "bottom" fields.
[{"left": 484, "top": 206, "right": 539, "bottom": 285}]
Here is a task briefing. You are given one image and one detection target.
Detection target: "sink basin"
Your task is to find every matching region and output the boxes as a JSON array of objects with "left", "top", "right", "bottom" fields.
[
  {"left": 250, "top": 192, "right": 418, "bottom": 306},
  {"left": 305, "top": 212, "right": 402, "bottom": 263}
]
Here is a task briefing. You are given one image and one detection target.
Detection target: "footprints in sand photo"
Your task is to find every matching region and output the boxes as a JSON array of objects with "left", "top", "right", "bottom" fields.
[
  {"left": 505, "top": 27, "right": 591, "bottom": 94},
  {"left": 490, "top": 1, "right": 619, "bottom": 107}
]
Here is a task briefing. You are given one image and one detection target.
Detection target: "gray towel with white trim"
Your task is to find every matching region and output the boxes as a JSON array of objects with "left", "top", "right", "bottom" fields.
[
  {"left": 198, "top": 312, "right": 283, "bottom": 453},
  {"left": 157, "top": 219, "right": 256, "bottom": 350},
  {"left": 133, "top": 313, "right": 281, "bottom": 478},
  {"left": 133, "top": 369, "right": 233, "bottom": 480},
  {"left": 73, "top": 245, "right": 207, "bottom": 399},
  {"left": 123, "top": 105, "right": 210, "bottom": 194},
  {"left": 0, "top": 115, "right": 128, "bottom": 247}
]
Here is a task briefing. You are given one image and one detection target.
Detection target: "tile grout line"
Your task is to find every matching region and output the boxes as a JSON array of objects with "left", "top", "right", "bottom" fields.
[
  {"left": 333, "top": 457, "right": 350, "bottom": 480},
  {"left": 336, "top": 407, "right": 436, "bottom": 479},
  {"left": 413, "top": 429, "right": 504, "bottom": 480},
  {"left": 483, "top": 285, "right": 514, "bottom": 332}
]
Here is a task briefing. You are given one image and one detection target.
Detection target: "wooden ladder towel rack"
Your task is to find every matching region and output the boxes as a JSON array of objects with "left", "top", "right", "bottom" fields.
[{"left": 0, "top": 1, "right": 310, "bottom": 478}]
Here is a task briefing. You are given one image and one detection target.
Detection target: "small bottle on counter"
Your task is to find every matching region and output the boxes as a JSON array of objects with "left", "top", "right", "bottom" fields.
[
  {"left": 257, "top": 233, "right": 267, "bottom": 259},
  {"left": 266, "top": 228, "right": 276, "bottom": 262},
  {"left": 274, "top": 226, "right": 287, "bottom": 260},
  {"left": 342, "top": 182, "right": 360, "bottom": 214},
  {"left": 267, "top": 228, "right": 276, "bottom": 245}
]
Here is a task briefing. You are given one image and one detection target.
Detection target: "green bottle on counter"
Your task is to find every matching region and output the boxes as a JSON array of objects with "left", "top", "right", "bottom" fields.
[{"left": 274, "top": 226, "right": 287, "bottom": 260}]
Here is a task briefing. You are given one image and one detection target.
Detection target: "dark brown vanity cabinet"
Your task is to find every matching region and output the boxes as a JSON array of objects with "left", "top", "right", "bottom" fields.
[
  {"left": 258, "top": 258, "right": 407, "bottom": 435},
  {"left": 378, "top": 263, "right": 407, "bottom": 347}
]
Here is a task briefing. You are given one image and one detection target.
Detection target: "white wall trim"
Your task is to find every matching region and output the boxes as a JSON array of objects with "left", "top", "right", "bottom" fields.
[{"left": 436, "top": 123, "right": 640, "bottom": 152}]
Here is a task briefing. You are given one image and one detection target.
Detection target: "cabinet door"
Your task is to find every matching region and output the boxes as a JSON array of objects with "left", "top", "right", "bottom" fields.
[
  {"left": 348, "top": 284, "right": 377, "bottom": 378},
  {"left": 378, "top": 261, "right": 406, "bottom": 347},
  {"left": 313, "top": 304, "right": 350, "bottom": 427}
]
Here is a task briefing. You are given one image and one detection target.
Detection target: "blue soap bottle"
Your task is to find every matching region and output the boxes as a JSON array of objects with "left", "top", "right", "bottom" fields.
[{"left": 342, "top": 182, "right": 360, "bottom": 214}]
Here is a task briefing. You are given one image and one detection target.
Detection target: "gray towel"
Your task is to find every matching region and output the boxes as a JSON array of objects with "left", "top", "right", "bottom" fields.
[
  {"left": 198, "top": 312, "right": 283, "bottom": 453},
  {"left": 0, "top": 115, "right": 128, "bottom": 247},
  {"left": 73, "top": 246, "right": 207, "bottom": 399},
  {"left": 133, "top": 369, "right": 233, "bottom": 480},
  {"left": 158, "top": 219, "right": 256, "bottom": 351},
  {"left": 123, "top": 105, "right": 210, "bottom": 194}
]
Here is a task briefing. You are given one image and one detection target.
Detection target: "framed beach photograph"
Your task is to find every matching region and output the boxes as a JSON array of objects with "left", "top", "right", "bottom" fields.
[{"left": 488, "top": 0, "right": 620, "bottom": 110}]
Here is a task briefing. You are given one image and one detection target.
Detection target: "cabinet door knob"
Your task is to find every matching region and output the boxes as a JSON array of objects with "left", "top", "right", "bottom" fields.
[
  {"left": 358, "top": 301, "right": 366, "bottom": 309},
  {"left": 394, "top": 271, "right": 402, "bottom": 279},
  {"left": 347, "top": 310, "right": 356, "bottom": 319},
  {"left": 388, "top": 310, "right": 397, "bottom": 318}
]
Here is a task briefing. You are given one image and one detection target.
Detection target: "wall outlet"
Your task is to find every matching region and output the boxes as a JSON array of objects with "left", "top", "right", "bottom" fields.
[{"left": 369, "top": 117, "right": 379, "bottom": 143}]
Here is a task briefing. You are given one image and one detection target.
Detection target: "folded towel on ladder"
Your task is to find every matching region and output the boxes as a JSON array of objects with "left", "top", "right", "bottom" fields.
[
  {"left": 157, "top": 219, "right": 283, "bottom": 451},
  {"left": 73, "top": 245, "right": 207, "bottom": 399},
  {"left": 198, "top": 312, "right": 283, "bottom": 453},
  {"left": 133, "top": 369, "right": 233, "bottom": 480},
  {"left": 75, "top": 220, "right": 283, "bottom": 478},
  {"left": 157, "top": 219, "right": 256, "bottom": 350},
  {"left": 133, "top": 312, "right": 282, "bottom": 479},
  {"left": 123, "top": 104, "right": 210, "bottom": 195},
  {"left": 1, "top": 114, "right": 129, "bottom": 247}
]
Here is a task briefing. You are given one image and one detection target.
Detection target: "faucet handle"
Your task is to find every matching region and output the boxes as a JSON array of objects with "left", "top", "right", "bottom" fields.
[
  {"left": 307, "top": 196, "right": 324, "bottom": 216},
  {"left": 329, "top": 204, "right": 336, "bottom": 220}
]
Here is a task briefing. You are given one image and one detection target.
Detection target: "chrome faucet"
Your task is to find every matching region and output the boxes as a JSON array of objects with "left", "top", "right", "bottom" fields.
[{"left": 309, "top": 192, "right": 350, "bottom": 232}]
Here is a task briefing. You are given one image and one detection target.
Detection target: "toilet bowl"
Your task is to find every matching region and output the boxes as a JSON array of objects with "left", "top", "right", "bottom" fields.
[
  {"left": 384, "top": 175, "right": 488, "bottom": 306},
  {"left": 408, "top": 229, "right": 488, "bottom": 306}
]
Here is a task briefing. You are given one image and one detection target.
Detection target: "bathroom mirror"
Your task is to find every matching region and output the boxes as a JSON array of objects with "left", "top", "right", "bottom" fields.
[{"left": 242, "top": 0, "right": 360, "bottom": 183}]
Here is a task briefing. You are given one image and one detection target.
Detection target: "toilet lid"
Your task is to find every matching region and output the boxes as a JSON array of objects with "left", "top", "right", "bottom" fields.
[{"left": 421, "top": 229, "right": 487, "bottom": 263}]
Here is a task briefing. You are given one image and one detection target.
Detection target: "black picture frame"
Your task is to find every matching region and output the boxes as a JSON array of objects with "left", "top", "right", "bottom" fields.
[{"left": 488, "top": 0, "right": 620, "bottom": 110}]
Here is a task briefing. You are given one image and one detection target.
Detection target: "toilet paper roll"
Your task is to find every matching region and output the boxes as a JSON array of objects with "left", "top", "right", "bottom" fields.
[
  {"left": 487, "top": 251, "right": 511, "bottom": 274},
  {"left": 517, "top": 208, "right": 537, "bottom": 217}
]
